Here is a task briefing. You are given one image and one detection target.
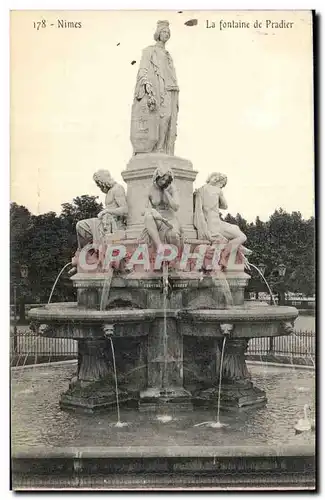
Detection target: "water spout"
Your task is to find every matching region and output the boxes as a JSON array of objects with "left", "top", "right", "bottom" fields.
[
  {"left": 156, "top": 263, "right": 174, "bottom": 423},
  {"left": 248, "top": 263, "right": 277, "bottom": 306},
  {"left": 47, "top": 262, "right": 72, "bottom": 305},
  {"left": 156, "top": 415, "right": 173, "bottom": 423},
  {"left": 100, "top": 266, "right": 114, "bottom": 311},
  {"left": 216, "top": 336, "right": 227, "bottom": 424},
  {"left": 161, "top": 263, "right": 169, "bottom": 391},
  {"left": 212, "top": 271, "right": 233, "bottom": 308},
  {"left": 194, "top": 334, "right": 229, "bottom": 429},
  {"left": 108, "top": 336, "right": 128, "bottom": 428}
]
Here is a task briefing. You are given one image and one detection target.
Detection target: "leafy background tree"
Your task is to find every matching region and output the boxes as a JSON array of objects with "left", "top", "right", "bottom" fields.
[
  {"left": 224, "top": 208, "right": 315, "bottom": 297},
  {"left": 10, "top": 195, "right": 103, "bottom": 304}
]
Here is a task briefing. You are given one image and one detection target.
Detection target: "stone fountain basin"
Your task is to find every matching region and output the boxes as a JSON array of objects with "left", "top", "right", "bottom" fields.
[
  {"left": 28, "top": 302, "right": 298, "bottom": 340},
  {"left": 11, "top": 362, "right": 315, "bottom": 490}
]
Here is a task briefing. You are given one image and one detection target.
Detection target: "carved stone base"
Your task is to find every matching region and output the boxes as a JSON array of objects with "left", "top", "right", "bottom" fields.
[
  {"left": 139, "top": 386, "right": 193, "bottom": 412},
  {"left": 193, "top": 383, "right": 266, "bottom": 410},
  {"left": 122, "top": 153, "right": 198, "bottom": 241},
  {"left": 60, "top": 379, "right": 139, "bottom": 414},
  {"left": 192, "top": 337, "right": 267, "bottom": 410},
  {"left": 219, "top": 383, "right": 267, "bottom": 410},
  {"left": 60, "top": 338, "right": 140, "bottom": 413}
]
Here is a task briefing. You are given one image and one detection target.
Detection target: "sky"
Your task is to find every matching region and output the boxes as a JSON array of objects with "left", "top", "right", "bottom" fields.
[{"left": 10, "top": 9, "right": 314, "bottom": 222}]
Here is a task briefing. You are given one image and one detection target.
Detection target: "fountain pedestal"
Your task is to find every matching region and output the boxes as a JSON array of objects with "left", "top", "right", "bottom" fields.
[
  {"left": 29, "top": 277, "right": 298, "bottom": 415},
  {"left": 121, "top": 153, "right": 197, "bottom": 240},
  {"left": 193, "top": 338, "right": 266, "bottom": 410},
  {"left": 59, "top": 338, "right": 140, "bottom": 413},
  {"left": 219, "top": 338, "right": 266, "bottom": 409},
  {"left": 139, "top": 317, "right": 192, "bottom": 411}
]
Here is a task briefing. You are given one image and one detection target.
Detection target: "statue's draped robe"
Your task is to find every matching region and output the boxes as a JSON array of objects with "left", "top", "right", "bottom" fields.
[{"left": 131, "top": 44, "right": 179, "bottom": 154}]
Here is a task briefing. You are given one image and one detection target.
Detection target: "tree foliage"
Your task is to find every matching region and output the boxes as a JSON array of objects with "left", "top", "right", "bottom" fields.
[
  {"left": 10, "top": 195, "right": 103, "bottom": 303},
  {"left": 60, "top": 195, "right": 103, "bottom": 226},
  {"left": 224, "top": 208, "right": 315, "bottom": 297}
]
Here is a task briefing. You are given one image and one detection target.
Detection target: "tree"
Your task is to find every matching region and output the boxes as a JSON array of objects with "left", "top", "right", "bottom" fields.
[
  {"left": 10, "top": 203, "right": 33, "bottom": 304},
  {"left": 10, "top": 196, "right": 104, "bottom": 304},
  {"left": 10, "top": 203, "right": 33, "bottom": 269},
  {"left": 60, "top": 195, "right": 104, "bottom": 257},
  {"left": 224, "top": 213, "right": 237, "bottom": 225},
  {"left": 23, "top": 212, "right": 71, "bottom": 302},
  {"left": 60, "top": 195, "right": 103, "bottom": 226},
  {"left": 225, "top": 209, "right": 315, "bottom": 298}
]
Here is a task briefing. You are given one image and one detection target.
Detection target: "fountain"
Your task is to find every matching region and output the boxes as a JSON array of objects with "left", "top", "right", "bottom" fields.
[
  {"left": 10, "top": 20, "right": 316, "bottom": 490},
  {"left": 28, "top": 19, "right": 299, "bottom": 418}
]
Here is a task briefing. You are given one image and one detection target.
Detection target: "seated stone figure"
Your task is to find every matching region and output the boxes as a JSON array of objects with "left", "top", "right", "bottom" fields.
[
  {"left": 194, "top": 172, "right": 251, "bottom": 265},
  {"left": 71, "top": 170, "right": 128, "bottom": 272},
  {"left": 141, "top": 164, "right": 183, "bottom": 250},
  {"left": 76, "top": 170, "right": 128, "bottom": 249}
]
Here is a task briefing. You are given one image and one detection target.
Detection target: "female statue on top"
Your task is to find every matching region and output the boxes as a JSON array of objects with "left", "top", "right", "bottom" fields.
[{"left": 130, "top": 20, "right": 179, "bottom": 155}]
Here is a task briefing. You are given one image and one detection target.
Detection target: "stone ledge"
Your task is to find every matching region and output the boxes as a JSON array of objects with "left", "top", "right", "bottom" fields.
[
  {"left": 125, "top": 152, "right": 194, "bottom": 171},
  {"left": 122, "top": 166, "right": 197, "bottom": 181},
  {"left": 11, "top": 471, "right": 316, "bottom": 491},
  {"left": 28, "top": 304, "right": 298, "bottom": 324},
  {"left": 70, "top": 271, "right": 250, "bottom": 287},
  {"left": 12, "top": 443, "right": 315, "bottom": 459}
]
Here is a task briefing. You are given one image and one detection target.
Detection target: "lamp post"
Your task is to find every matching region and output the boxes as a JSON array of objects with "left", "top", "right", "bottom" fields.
[
  {"left": 278, "top": 263, "right": 286, "bottom": 277},
  {"left": 258, "top": 263, "right": 267, "bottom": 276},
  {"left": 277, "top": 263, "right": 287, "bottom": 306},
  {"left": 12, "top": 264, "right": 29, "bottom": 359},
  {"left": 13, "top": 285, "right": 18, "bottom": 354},
  {"left": 20, "top": 264, "right": 29, "bottom": 279},
  {"left": 268, "top": 262, "right": 286, "bottom": 355},
  {"left": 253, "top": 262, "right": 267, "bottom": 300},
  {"left": 17, "top": 264, "right": 29, "bottom": 324}
]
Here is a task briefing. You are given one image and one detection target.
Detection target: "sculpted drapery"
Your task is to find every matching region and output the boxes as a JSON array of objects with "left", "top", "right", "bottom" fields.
[{"left": 130, "top": 20, "right": 179, "bottom": 155}]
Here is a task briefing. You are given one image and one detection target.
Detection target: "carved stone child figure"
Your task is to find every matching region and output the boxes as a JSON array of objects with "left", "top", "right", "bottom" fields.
[
  {"left": 194, "top": 172, "right": 252, "bottom": 263},
  {"left": 76, "top": 170, "right": 128, "bottom": 249},
  {"left": 141, "top": 164, "right": 183, "bottom": 251},
  {"left": 70, "top": 170, "right": 128, "bottom": 273}
]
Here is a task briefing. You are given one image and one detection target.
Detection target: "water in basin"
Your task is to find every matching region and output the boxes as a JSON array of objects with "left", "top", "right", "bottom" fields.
[{"left": 11, "top": 362, "right": 315, "bottom": 451}]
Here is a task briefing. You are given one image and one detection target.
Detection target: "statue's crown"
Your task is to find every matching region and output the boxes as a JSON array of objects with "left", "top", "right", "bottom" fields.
[{"left": 157, "top": 20, "right": 169, "bottom": 29}]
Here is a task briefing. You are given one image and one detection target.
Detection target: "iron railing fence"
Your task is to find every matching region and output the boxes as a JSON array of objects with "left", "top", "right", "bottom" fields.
[
  {"left": 247, "top": 331, "right": 315, "bottom": 356},
  {"left": 10, "top": 331, "right": 77, "bottom": 366},
  {"left": 10, "top": 327, "right": 315, "bottom": 367},
  {"left": 246, "top": 330, "right": 315, "bottom": 366}
]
